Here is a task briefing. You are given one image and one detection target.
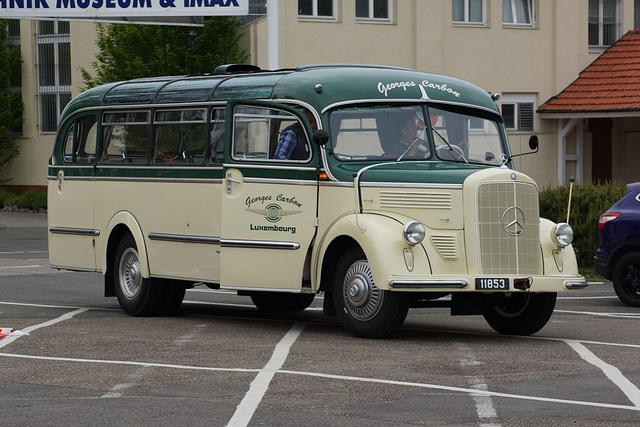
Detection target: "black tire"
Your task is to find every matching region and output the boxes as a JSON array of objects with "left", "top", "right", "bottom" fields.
[
  {"left": 113, "top": 234, "right": 164, "bottom": 316},
  {"left": 481, "top": 292, "right": 557, "bottom": 335},
  {"left": 250, "top": 292, "right": 315, "bottom": 312},
  {"left": 612, "top": 252, "right": 640, "bottom": 307},
  {"left": 333, "top": 246, "right": 409, "bottom": 339}
]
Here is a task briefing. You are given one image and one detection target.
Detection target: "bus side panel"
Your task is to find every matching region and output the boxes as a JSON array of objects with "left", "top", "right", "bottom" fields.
[
  {"left": 93, "top": 176, "right": 222, "bottom": 283},
  {"left": 48, "top": 171, "right": 97, "bottom": 271}
]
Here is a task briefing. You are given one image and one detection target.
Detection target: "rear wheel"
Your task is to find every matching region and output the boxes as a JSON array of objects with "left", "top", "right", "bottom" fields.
[
  {"left": 333, "top": 246, "right": 408, "bottom": 338},
  {"left": 114, "top": 234, "right": 165, "bottom": 316},
  {"left": 612, "top": 252, "right": 640, "bottom": 307},
  {"left": 481, "top": 292, "right": 556, "bottom": 335},
  {"left": 250, "top": 292, "right": 315, "bottom": 312}
]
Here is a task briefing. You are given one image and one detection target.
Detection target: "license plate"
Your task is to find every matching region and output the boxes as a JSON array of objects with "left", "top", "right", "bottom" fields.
[{"left": 475, "top": 278, "right": 509, "bottom": 290}]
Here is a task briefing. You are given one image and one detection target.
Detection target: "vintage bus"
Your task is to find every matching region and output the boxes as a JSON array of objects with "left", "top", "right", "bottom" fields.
[{"left": 48, "top": 64, "right": 587, "bottom": 338}]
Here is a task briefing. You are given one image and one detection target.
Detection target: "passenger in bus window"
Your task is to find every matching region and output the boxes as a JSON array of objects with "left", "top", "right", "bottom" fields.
[{"left": 273, "top": 110, "right": 316, "bottom": 160}]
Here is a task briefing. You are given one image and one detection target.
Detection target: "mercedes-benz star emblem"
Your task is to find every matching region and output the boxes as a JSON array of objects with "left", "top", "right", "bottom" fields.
[{"left": 502, "top": 206, "right": 525, "bottom": 236}]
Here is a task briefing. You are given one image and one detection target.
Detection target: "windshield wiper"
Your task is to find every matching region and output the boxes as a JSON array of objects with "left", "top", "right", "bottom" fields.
[
  {"left": 432, "top": 128, "right": 468, "bottom": 164},
  {"left": 396, "top": 126, "right": 429, "bottom": 162}
]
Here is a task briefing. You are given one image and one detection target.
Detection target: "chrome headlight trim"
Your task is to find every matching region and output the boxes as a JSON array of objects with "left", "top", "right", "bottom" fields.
[
  {"left": 403, "top": 221, "right": 426, "bottom": 246},
  {"left": 552, "top": 222, "right": 573, "bottom": 248}
]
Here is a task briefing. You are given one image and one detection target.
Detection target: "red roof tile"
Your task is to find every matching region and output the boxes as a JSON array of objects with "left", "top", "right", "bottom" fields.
[{"left": 539, "top": 29, "right": 640, "bottom": 113}]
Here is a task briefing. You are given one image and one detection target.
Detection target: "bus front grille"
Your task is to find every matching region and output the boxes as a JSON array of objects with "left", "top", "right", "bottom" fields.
[{"left": 476, "top": 181, "right": 541, "bottom": 275}]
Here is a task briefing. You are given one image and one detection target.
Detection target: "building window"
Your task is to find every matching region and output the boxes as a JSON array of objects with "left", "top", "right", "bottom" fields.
[
  {"left": 356, "top": 0, "right": 391, "bottom": 22},
  {"left": 589, "top": 0, "right": 620, "bottom": 52},
  {"left": 298, "top": 0, "right": 337, "bottom": 21},
  {"left": 6, "top": 20, "right": 22, "bottom": 134},
  {"left": 503, "top": 0, "right": 534, "bottom": 26},
  {"left": 37, "top": 20, "right": 71, "bottom": 133},
  {"left": 452, "top": 0, "right": 485, "bottom": 25},
  {"left": 502, "top": 95, "right": 535, "bottom": 132},
  {"left": 635, "top": 0, "right": 640, "bottom": 29}
]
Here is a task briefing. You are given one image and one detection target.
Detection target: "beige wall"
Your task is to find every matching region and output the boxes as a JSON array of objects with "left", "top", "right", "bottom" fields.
[{"left": 0, "top": 21, "right": 98, "bottom": 190}]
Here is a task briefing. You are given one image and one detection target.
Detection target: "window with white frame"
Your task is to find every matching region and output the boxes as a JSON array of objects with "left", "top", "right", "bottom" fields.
[
  {"left": 298, "top": 0, "right": 337, "bottom": 21},
  {"left": 589, "top": 0, "right": 620, "bottom": 52},
  {"left": 503, "top": 0, "right": 534, "bottom": 26},
  {"left": 37, "top": 20, "right": 71, "bottom": 133},
  {"left": 501, "top": 94, "right": 535, "bottom": 132},
  {"left": 356, "top": 0, "right": 392, "bottom": 22},
  {"left": 452, "top": 0, "right": 485, "bottom": 25}
]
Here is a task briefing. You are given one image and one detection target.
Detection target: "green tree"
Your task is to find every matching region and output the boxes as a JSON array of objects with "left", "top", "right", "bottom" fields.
[
  {"left": 0, "top": 20, "right": 24, "bottom": 180},
  {"left": 81, "top": 17, "right": 248, "bottom": 89}
]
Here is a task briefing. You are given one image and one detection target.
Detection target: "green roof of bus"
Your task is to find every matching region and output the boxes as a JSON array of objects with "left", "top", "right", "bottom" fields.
[{"left": 58, "top": 65, "right": 499, "bottom": 127}]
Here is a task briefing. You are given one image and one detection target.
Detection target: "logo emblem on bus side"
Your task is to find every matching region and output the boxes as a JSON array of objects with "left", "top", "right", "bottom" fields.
[
  {"left": 247, "top": 203, "right": 301, "bottom": 223},
  {"left": 502, "top": 206, "right": 525, "bottom": 236}
]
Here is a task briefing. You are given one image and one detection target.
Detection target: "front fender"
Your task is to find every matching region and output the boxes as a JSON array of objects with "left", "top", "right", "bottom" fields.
[
  {"left": 99, "top": 211, "right": 150, "bottom": 279},
  {"left": 540, "top": 218, "right": 579, "bottom": 275},
  {"left": 313, "top": 212, "right": 430, "bottom": 291}
]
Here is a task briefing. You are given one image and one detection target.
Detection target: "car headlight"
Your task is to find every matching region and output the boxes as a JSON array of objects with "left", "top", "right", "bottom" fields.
[
  {"left": 552, "top": 222, "right": 573, "bottom": 247},
  {"left": 403, "top": 221, "right": 426, "bottom": 245}
]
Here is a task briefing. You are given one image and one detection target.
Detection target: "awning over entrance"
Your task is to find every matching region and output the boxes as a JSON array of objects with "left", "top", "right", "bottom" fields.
[{"left": 538, "top": 29, "right": 640, "bottom": 184}]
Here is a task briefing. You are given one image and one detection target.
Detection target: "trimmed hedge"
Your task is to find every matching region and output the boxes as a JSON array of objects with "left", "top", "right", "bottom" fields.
[
  {"left": 539, "top": 181, "right": 629, "bottom": 269},
  {"left": 0, "top": 189, "right": 47, "bottom": 211}
]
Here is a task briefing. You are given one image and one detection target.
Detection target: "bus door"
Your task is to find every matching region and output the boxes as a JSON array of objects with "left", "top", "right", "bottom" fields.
[
  {"left": 220, "top": 101, "right": 319, "bottom": 290},
  {"left": 48, "top": 113, "right": 99, "bottom": 271}
]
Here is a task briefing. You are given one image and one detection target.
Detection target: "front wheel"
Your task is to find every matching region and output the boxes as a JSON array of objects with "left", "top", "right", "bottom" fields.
[
  {"left": 481, "top": 292, "right": 556, "bottom": 335},
  {"left": 612, "top": 252, "right": 640, "bottom": 307},
  {"left": 333, "top": 246, "right": 408, "bottom": 339}
]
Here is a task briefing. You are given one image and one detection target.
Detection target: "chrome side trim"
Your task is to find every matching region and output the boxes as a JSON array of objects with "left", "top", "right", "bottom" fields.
[
  {"left": 49, "top": 227, "right": 100, "bottom": 236},
  {"left": 220, "top": 239, "right": 300, "bottom": 250},
  {"left": 389, "top": 280, "right": 468, "bottom": 289},
  {"left": 565, "top": 281, "right": 589, "bottom": 289},
  {"left": 148, "top": 233, "right": 221, "bottom": 245}
]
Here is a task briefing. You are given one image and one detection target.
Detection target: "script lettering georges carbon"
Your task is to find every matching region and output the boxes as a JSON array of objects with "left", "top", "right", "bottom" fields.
[
  {"left": 421, "top": 80, "right": 461, "bottom": 98},
  {"left": 377, "top": 80, "right": 416, "bottom": 97}
]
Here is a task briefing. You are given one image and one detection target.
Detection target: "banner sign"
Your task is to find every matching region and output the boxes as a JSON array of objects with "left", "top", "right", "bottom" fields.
[{"left": 0, "top": 0, "right": 247, "bottom": 18}]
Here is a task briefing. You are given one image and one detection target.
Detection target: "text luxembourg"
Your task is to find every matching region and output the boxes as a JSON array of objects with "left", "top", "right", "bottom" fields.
[{"left": 1, "top": 0, "right": 239, "bottom": 9}]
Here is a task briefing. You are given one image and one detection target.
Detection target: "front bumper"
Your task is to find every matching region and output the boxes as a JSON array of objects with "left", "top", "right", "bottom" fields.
[{"left": 388, "top": 274, "right": 588, "bottom": 292}]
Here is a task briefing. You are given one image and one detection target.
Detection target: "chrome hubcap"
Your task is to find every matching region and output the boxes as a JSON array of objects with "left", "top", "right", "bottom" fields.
[
  {"left": 119, "top": 248, "right": 142, "bottom": 299},
  {"left": 342, "top": 260, "right": 381, "bottom": 320}
]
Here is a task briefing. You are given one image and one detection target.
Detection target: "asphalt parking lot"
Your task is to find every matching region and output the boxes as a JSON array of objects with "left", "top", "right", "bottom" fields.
[{"left": 1, "top": 211, "right": 639, "bottom": 426}]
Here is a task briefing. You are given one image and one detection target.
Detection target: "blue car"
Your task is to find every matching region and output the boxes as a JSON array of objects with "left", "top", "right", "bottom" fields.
[{"left": 594, "top": 182, "right": 640, "bottom": 307}]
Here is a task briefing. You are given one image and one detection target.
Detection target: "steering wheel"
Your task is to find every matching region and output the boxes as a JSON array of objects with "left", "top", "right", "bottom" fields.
[{"left": 436, "top": 144, "right": 465, "bottom": 161}]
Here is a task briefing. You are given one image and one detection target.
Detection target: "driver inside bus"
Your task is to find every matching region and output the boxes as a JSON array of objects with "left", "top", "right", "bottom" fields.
[
  {"left": 389, "top": 114, "right": 430, "bottom": 159},
  {"left": 274, "top": 110, "right": 317, "bottom": 160}
]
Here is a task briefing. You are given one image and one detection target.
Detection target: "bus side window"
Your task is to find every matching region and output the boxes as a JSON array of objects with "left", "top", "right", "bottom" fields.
[
  {"left": 75, "top": 115, "right": 97, "bottom": 164},
  {"left": 101, "top": 111, "right": 150, "bottom": 164},
  {"left": 210, "top": 107, "right": 225, "bottom": 163},
  {"left": 232, "top": 106, "right": 310, "bottom": 162},
  {"left": 62, "top": 123, "right": 75, "bottom": 163},
  {"left": 154, "top": 109, "right": 206, "bottom": 164}
]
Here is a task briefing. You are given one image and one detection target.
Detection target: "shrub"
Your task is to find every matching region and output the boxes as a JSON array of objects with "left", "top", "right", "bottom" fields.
[
  {"left": 539, "top": 181, "right": 628, "bottom": 269},
  {"left": 0, "top": 188, "right": 47, "bottom": 211}
]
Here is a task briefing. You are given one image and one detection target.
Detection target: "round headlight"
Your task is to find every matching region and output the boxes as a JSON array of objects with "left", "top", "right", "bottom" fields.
[
  {"left": 552, "top": 222, "right": 573, "bottom": 247},
  {"left": 403, "top": 221, "right": 426, "bottom": 245}
]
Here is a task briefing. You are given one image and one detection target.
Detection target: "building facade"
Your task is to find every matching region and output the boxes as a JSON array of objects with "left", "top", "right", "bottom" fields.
[{"left": 3, "top": 0, "right": 640, "bottom": 190}]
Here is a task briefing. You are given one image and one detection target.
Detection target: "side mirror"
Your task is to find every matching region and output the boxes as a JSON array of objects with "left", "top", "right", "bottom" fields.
[
  {"left": 313, "top": 129, "right": 329, "bottom": 146},
  {"left": 510, "top": 134, "right": 540, "bottom": 160}
]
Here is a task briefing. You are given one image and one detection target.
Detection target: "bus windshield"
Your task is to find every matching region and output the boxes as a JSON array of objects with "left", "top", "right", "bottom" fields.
[{"left": 328, "top": 104, "right": 506, "bottom": 166}]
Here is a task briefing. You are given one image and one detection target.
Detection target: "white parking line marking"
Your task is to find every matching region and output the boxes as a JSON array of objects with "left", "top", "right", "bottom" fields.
[
  {"left": 555, "top": 309, "right": 640, "bottom": 319},
  {"left": 227, "top": 322, "right": 305, "bottom": 427},
  {"left": 564, "top": 339, "right": 640, "bottom": 408},
  {"left": 0, "top": 308, "right": 88, "bottom": 349},
  {"left": 457, "top": 343, "right": 500, "bottom": 426}
]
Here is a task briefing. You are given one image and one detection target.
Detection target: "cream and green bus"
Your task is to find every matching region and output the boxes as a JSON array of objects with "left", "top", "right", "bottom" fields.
[{"left": 48, "top": 64, "right": 587, "bottom": 338}]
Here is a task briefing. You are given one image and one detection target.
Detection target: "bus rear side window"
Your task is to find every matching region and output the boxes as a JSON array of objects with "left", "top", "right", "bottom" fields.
[
  {"left": 101, "top": 111, "right": 150, "bottom": 164},
  {"left": 62, "top": 115, "right": 98, "bottom": 164}
]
